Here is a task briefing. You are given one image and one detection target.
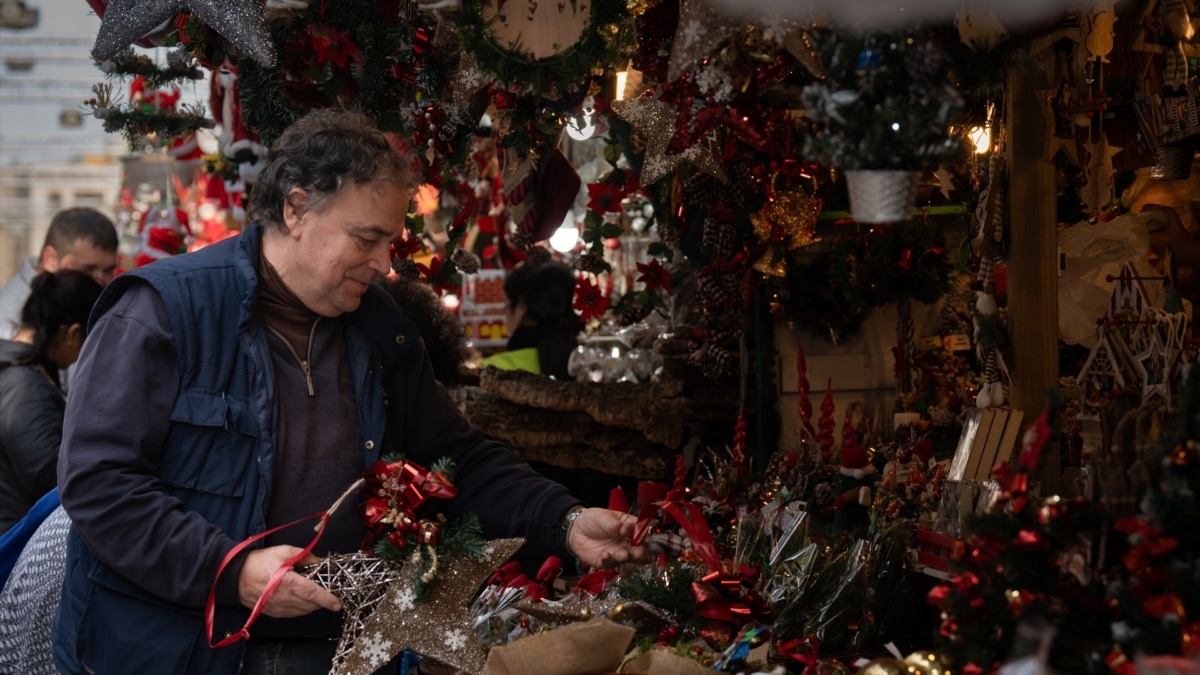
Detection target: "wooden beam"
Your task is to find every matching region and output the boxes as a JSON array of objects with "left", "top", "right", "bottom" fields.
[{"left": 1006, "top": 53, "right": 1061, "bottom": 493}]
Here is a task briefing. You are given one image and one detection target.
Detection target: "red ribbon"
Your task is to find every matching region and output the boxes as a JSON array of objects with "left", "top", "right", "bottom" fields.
[
  {"left": 632, "top": 501, "right": 721, "bottom": 574},
  {"left": 205, "top": 511, "right": 329, "bottom": 649},
  {"left": 777, "top": 634, "right": 820, "bottom": 666},
  {"left": 575, "top": 568, "right": 618, "bottom": 597}
]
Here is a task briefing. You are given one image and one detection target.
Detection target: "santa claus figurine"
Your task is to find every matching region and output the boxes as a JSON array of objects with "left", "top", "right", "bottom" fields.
[
  {"left": 210, "top": 62, "right": 268, "bottom": 185},
  {"left": 135, "top": 204, "right": 191, "bottom": 268}
]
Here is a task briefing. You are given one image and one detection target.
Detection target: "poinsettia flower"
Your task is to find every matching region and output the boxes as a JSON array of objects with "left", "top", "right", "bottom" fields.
[
  {"left": 310, "top": 24, "right": 360, "bottom": 68},
  {"left": 390, "top": 234, "right": 423, "bottom": 260},
  {"left": 586, "top": 183, "right": 627, "bottom": 214},
  {"left": 636, "top": 258, "right": 672, "bottom": 293},
  {"left": 573, "top": 277, "right": 611, "bottom": 321}
]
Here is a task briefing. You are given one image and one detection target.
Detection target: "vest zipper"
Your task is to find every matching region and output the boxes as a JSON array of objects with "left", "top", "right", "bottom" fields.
[{"left": 265, "top": 318, "right": 320, "bottom": 397}]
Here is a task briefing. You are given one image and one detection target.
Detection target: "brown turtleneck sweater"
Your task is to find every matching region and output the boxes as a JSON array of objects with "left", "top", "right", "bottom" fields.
[{"left": 255, "top": 254, "right": 365, "bottom": 639}]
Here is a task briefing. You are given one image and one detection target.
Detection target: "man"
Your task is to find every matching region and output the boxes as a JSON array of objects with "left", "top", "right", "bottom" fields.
[
  {"left": 0, "top": 207, "right": 118, "bottom": 339},
  {"left": 54, "top": 110, "right": 643, "bottom": 675}
]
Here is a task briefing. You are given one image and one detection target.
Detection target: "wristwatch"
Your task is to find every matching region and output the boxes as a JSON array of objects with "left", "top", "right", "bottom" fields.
[{"left": 557, "top": 505, "right": 586, "bottom": 554}]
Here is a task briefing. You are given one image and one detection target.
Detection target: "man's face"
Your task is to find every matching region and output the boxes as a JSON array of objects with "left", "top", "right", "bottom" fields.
[
  {"left": 44, "top": 238, "right": 117, "bottom": 286},
  {"left": 283, "top": 180, "right": 408, "bottom": 317}
]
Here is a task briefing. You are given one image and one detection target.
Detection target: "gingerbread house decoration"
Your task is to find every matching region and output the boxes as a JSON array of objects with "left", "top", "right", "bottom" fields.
[
  {"left": 459, "top": 269, "right": 509, "bottom": 347},
  {"left": 1078, "top": 325, "right": 1139, "bottom": 420},
  {"left": 1107, "top": 263, "right": 1153, "bottom": 328}
]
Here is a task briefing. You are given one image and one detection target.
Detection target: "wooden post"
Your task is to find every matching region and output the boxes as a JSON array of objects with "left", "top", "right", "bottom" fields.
[{"left": 1006, "top": 54, "right": 1061, "bottom": 493}]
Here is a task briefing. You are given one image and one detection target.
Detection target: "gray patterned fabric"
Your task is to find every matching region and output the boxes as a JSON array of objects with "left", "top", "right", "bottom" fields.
[{"left": 0, "top": 506, "right": 70, "bottom": 675}]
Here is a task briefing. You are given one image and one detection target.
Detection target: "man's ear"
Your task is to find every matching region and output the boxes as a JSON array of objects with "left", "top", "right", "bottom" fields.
[
  {"left": 282, "top": 188, "right": 310, "bottom": 239},
  {"left": 65, "top": 323, "right": 85, "bottom": 349},
  {"left": 39, "top": 245, "right": 61, "bottom": 273}
]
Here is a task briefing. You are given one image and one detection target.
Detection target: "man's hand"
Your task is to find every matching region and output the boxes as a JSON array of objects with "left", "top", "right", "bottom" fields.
[
  {"left": 238, "top": 546, "right": 342, "bottom": 618},
  {"left": 566, "top": 508, "right": 646, "bottom": 569}
]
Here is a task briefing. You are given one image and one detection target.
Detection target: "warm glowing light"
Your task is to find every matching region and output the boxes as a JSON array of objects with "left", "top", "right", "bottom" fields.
[
  {"left": 414, "top": 183, "right": 439, "bottom": 215},
  {"left": 549, "top": 219, "right": 580, "bottom": 253},
  {"left": 969, "top": 126, "right": 991, "bottom": 154},
  {"left": 615, "top": 70, "right": 628, "bottom": 101}
]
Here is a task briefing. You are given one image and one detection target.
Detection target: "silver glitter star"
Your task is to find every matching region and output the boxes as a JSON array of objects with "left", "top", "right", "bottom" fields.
[
  {"left": 612, "top": 96, "right": 727, "bottom": 185},
  {"left": 92, "top": 0, "right": 275, "bottom": 67}
]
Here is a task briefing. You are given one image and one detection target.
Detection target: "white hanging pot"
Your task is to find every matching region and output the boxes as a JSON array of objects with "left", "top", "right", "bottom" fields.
[
  {"left": 1151, "top": 144, "right": 1193, "bottom": 180},
  {"left": 845, "top": 170, "right": 921, "bottom": 224}
]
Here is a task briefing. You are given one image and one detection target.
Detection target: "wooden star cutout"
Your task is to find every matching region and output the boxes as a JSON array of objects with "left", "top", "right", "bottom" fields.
[
  {"left": 1080, "top": 133, "right": 1122, "bottom": 212},
  {"left": 1038, "top": 88, "right": 1079, "bottom": 163},
  {"left": 612, "top": 96, "right": 727, "bottom": 185},
  {"left": 335, "top": 538, "right": 526, "bottom": 675},
  {"left": 934, "top": 167, "right": 956, "bottom": 201},
  {"left": 92, "top": 0, "right": 274, "bottom": 67},
  {"left": 1134, "top": 329, "right": 1172, "bottom": 406}
]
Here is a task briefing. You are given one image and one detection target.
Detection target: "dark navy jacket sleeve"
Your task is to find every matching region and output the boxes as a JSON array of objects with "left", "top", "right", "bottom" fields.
[
  {"left": 58, "top": 283, "right": 244, "bottom": 608},
  {"left": 396, "top": 337, "right": 580, "bottom": 557}
]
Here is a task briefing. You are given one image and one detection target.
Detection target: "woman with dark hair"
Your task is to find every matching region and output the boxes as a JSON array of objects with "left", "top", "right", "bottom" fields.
[
  {"left": 0, "top": 270, "right": 102, "bottom": 535},
  {"left": 482, "top": 262, "right": 582, "bottom": 379}
]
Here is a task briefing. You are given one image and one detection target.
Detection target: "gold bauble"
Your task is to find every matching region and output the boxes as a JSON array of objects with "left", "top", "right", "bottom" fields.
[
  {"left": 857, "top": 657, "right": 916, "bottom": 675},
  {"left": 904, "top": 651, "right": 951, "bottom": 675}
]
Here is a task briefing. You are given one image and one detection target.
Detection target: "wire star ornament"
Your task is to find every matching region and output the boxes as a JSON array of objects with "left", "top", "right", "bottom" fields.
[
  {"left": 612, "top": 96, "right": 727, "bottom": 186},
  {"left": 91, "top": 0, "right": 275, "bottom": 67},
  {"left": 307, "top": 538, "right": 525, "bottom": 675}
]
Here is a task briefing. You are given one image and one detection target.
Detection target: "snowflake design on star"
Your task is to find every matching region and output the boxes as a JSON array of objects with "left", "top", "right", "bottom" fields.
[
  {"left": 680, "top": 20, "right": 703, "bottom": 48},
  {"left": 363, "top": 631, "right": 395, "bottom": 667},
  {"left": 444, "top": 628, "right": 468, "bottom": 652},
  {"left": 393, "top": 587, "right": 416, "bottom": 611},
  {"left": 482, "top": 544, "right": 496, "bottom": 558}
]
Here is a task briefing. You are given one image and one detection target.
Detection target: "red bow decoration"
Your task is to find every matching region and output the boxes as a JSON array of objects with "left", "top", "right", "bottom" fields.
[
  {"left": 692, "top": 564, "right": 768, "bottom": 646},
  {"left": 776, "top": 634, "right": 820, "bottom": 667},
  {"left": 489, "top": 556, "right": 561, "bottom": 601},
  {"left": 575, "top": 568, "right": 618, "bottom": 597},
  {"left": 360, "top": 459, "right": 457, "bottom": 551}
]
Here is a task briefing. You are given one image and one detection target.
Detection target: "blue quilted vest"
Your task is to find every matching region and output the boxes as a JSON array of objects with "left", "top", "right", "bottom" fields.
[{"left": 54, "top": 225, "right": 419, "bottom": 674}]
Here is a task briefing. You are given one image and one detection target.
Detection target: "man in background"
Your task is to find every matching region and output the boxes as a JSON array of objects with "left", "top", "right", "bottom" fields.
[{"left": 0, "top": 207, "right": 118, "bottom": 339}]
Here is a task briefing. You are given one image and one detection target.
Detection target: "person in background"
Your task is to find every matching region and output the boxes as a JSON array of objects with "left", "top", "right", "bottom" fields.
[
  {"left": 0, "top": 208, "right": 117, "bottom": 340},
  {"left": 54, "top": 109, "right": 642, "bottom": 675},
  {"left": 481, "top": 261, "right": 582, "bottom": 380},
  {"left": 0, "top": 271, "right": 103, "bottom": 535}
]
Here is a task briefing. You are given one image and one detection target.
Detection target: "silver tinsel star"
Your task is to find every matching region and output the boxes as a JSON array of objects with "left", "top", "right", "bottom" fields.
[
  {"left": 299, "top": 552, "right": 404, "bottom": 674},
  {"left": 92, "top": 0, "right": 275, "bottom": 67}
]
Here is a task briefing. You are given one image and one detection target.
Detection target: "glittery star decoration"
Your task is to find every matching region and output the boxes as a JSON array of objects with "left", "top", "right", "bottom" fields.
[
  {"left": 667, "top": 0, "right": 741, "bottom": 82},
  {"left": 334, "top": 539, "right": 526, "bottom": 675},
  {"left": 1080, "top": 133, "right": 1122, "bottom": 213},
  {"left": 92, "top": 0, "right": 275, "bottom": 67},
  {"left": 612, "top": 96, "right": 727, "bottom": 185},
  {"left": 450, "top": 52, "right": 493, "bottom": 106},
  {"left": 511, "top": 595, "right": 672, "bottom": 635},
  {"left": 1134, "top": 329, "right": 1172, "bottom": 406}
]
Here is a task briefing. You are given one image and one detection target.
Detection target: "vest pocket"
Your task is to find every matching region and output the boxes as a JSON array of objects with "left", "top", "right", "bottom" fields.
[{"left": 162, "top": 390, "right": 257, "bottom": 496}]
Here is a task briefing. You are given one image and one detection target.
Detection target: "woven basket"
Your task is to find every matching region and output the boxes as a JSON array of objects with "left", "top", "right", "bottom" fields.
[
  {"left": 1151, "top": 145, "right": 1194, "bottom": 180},
  {"left": 845, "top": 170, "right": 920, "bottom": 223}
]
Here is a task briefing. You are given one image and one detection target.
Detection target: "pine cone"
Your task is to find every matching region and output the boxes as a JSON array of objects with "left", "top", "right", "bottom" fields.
[
  {"left": 690, "top": 344, "right": 736, "bottom": 380},
  {"left": 684, "top": 172, "right": 723, "bottom": 207},
  {"left": 524, "top": 246, "right": 552, "bottom": 268},
  {"left": 510, "top": 231, "right": 533, "bottom": 251},
  {"left": 615, "top": 299, "right": 652, "bottom": 326},
  {"left": 727, "top": 166, "right": 757, "bottom": 209},
  {"left": 702, "top": 218, "right": 736, "bottom": 259},
  {"left": 656, "top": 219, "right": 681, "bottom": 250},
  {"left": 391, "top": 257, "right": 422, "bottom": 280},
  {"left": 450, "top": 247, "right": 481, "bottom": 275},
  {"left": 575, "top": 251, "right": 609, "bottom": 274}
]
